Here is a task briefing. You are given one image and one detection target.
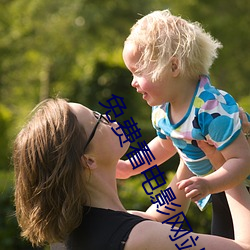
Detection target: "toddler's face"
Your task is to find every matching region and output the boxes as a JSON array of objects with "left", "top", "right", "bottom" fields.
[{"left": 123, "top": 43, "right": 173, "bottom": 106}]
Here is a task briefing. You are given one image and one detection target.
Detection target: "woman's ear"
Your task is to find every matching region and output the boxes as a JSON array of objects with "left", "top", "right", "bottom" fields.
[
  {"left": 82, "top": 155, "right": 97, "bottom": 169},
  {"left": 171, "top": 57, "right": 180, "bottom": 77}
]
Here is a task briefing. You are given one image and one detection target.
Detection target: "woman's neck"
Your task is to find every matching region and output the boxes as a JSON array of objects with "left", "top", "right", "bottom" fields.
[{"left": 84, "top": 164, "right": 126, "bottom": 212}]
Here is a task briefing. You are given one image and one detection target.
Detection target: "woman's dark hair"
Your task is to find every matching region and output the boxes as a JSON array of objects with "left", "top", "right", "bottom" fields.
[{"left": 13, "top": 98, "right": 88, "bottom": 246}]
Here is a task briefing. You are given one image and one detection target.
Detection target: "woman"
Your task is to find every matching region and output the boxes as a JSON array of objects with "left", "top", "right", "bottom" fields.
[{"left": 13, "top": 98, "right": 250, "bottom": 249}]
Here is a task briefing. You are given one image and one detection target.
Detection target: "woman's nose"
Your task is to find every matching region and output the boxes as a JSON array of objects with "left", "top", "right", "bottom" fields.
[{"left": 105, "top": 114, "right": 112, "bottom": 123}]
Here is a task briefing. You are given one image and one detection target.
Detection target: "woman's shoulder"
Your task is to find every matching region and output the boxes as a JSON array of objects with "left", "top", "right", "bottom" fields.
[
  {"left": 124, "top": 220, "right": 173, "bottom": 250},
  {"left": 66, "top": 207, "right": 149, "bottom": 250}
]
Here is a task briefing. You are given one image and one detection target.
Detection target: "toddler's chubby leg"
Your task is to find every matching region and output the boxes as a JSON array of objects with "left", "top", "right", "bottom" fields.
[
  {"left": 226, "top": 184, "right": 250, "bottom": 245},
  {"left": 146, "top": 159, "right": 193, "bottom": 222}
]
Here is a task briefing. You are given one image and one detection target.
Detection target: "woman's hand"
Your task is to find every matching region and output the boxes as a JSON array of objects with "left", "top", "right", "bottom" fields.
[
  {"left": 177, "top": 108, "right": 250, "bottom": 201},
  {"left": 239, "top": 107, "right": 250, "bottom": 141}
]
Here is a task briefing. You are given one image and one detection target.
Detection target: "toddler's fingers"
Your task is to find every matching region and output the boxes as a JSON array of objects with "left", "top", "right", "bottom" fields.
[
  {"left": 185, "top": 189, "right": 200, "bottom": 200},
  {"left": 197, "top": 140, "right": 215, "bottom": 153},
  {"left": 177, "top": 179, "right": 193, "bottom": 190}
]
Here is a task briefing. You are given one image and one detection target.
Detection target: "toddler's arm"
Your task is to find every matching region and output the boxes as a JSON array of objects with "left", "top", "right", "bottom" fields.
[
  {"left": 116, "top": 136, "right": 177, "bottom": 179},
  {"left": 178, "top": 132, "right": 250, "bottom": 201}
]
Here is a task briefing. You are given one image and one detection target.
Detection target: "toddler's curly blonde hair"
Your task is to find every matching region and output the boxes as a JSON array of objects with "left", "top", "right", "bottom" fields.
[{"left": 125, "top": 9, "right": 222, "bottom": 81}]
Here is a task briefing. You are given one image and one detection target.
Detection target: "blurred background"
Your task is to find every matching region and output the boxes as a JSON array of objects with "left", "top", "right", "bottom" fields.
[{"left": 0, "top": 0, "right": 249, "bottom": 249}]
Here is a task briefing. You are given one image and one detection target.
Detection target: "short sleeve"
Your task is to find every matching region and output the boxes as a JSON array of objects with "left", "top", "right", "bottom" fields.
[
  {"left": 197, "top": 89, "right": 241, "bottom": 150},
  {"left": 151, "top": 105, "right": 169, "bottom": 140},
  {"left": 156, "top": 130, "right": 168, "bottom": 139}
]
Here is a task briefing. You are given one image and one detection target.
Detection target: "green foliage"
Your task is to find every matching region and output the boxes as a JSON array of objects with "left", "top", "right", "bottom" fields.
[
  {"left": 239, "top": 95, "right": 250, "bottom": 113},
  {"left": 0, "top": 105, "right": 13, "bottom": 170},
  {"left": 0, "top": 171, "right": 44, "bottom": 250},
  {"left": 185, "top": 1, "right": 250, "bottom": 100},
  {"left": 1, "top": 0, "right": 249, "bottom": 132},
  {"left": 187, "top": 203, "right": 212, "bottom": 234},
  {"left": 118, "top": 176, "right": 151, "bottom": 211}
]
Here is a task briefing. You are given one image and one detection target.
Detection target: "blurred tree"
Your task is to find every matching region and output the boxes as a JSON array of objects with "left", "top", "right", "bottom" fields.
[
  {"left": 0, "top": 105, "right": 12, "bottom": 169},
  {"left": 185, "top": 0, "right": 250, "bottom": 100},
  {"left": 1, "top": 0, "right": 248, "bottom": 128}
]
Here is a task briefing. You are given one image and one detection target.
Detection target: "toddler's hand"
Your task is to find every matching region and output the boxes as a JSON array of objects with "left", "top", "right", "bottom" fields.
[
  {"left": 116, "top": 159, "right": 133, "bottom": 179},
  {"left": 177, "top": 176, "right": 211, "bottom": 202}
]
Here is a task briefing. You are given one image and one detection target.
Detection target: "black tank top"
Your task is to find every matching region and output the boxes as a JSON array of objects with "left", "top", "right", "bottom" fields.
[{"left": 66, "top": 206, "right": 148, "bottom": 250}]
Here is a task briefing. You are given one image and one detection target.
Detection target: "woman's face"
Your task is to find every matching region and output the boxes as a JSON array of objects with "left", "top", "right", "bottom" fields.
[{"left": 68, "top": 103, "right": 130, "bottom": 161}]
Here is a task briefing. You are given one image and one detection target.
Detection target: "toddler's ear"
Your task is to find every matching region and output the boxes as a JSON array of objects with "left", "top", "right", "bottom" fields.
[
  {"left": 171, "top": 57, "right": 180, "bottom": 76},
  {"left": 171, "top": 62, "right": 178, "bottom": 72}
]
